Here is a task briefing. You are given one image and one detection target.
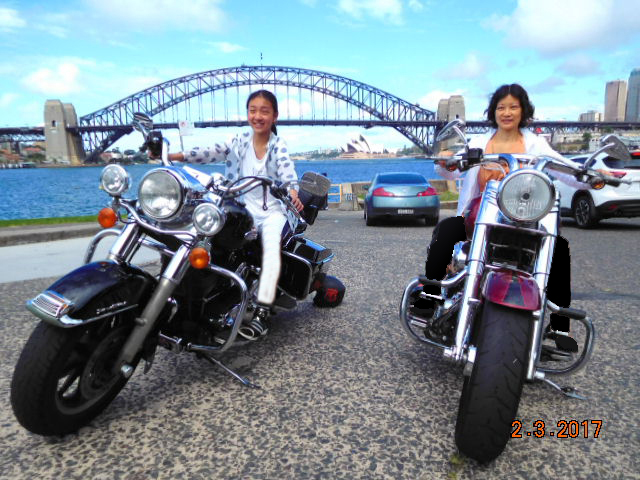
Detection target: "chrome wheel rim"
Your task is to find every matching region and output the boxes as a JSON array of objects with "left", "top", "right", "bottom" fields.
[{"left": 575, "top": 199, "right": 590, "bottom": 225}]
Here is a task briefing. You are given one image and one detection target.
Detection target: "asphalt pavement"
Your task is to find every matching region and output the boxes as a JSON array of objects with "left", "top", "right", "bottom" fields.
[{"left": 0, "top": 211, "right": 639, "bottom": 479}]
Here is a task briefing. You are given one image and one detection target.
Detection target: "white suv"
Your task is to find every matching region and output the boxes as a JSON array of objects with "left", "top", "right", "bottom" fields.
[{"left": 554, "top": 151, "right": 640, "bottom": 228}]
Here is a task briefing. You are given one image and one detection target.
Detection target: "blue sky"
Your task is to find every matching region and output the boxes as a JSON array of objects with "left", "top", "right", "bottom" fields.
[{"left": 1, "top": 0, "right": 639, "bottom": 153}]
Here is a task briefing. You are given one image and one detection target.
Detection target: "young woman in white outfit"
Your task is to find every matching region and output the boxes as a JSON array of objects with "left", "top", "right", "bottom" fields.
[
  {"left": 166, "top": 90, "right": 303, "bottom": 339},
  {"left": 423, "top": 84, "right": 596, "bottom": 353}
]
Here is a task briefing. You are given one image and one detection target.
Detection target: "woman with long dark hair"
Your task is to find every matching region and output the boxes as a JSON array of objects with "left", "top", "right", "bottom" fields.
[
  {"left": 167, "top": 89, "right": 303, "bottom": 339},
  {"left": 420, "top": 83, "right": 594, "bottom": 352}
]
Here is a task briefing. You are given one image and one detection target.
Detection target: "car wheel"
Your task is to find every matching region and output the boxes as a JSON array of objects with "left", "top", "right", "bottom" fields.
[
  {"left": 573, "top": 194, "right": 599, "bottom": 228},
  {"left": 365, "top": 208, "right": 377, "bottom": 226},
  {"left": 424, "top": 213, "right": 439, "bottom": 226}
]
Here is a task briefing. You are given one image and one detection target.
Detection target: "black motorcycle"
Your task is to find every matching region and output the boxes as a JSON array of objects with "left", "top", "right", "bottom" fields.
[{"left": 10, "top": 113, "right": 344, "bottom": 436}]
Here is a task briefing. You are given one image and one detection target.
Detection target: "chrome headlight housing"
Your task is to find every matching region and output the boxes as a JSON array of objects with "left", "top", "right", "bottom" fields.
[
  {"left": 138, "top": 169, "right": 184, "bottom": 220},
  {"left": 193, "top": 203, "right": 225, "bottom": 236},
  {"left": 498, "top": 170, "right": 555, "bottom": 223},
  {"left": 100, "top": 164, "right": 130, "bottom": 196}
]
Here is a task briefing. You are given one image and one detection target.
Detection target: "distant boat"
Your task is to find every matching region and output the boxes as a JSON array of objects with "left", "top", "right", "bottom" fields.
[{"left": 21, "top": 161, "right": 37, "bottom": 168}]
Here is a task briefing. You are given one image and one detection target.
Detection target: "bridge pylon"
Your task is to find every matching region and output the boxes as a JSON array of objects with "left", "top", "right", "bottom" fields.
[{"left": 44, "top": 100, "right": 85, "bottom": 165}]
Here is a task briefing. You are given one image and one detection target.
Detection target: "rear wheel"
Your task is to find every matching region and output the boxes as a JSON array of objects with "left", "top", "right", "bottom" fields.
[
  {"left": 573, "top": 194, "right": 599, "bottom": 228},
  {"left": 11, "top": 315, "right": 137, "bottom": 436},
  {"left": 455, "top": 302, "right": 533, "bottom": 463},
  {"left": 424, "top": 212, "right": 439, "bottom": 226},
  {"left": 365, "top": 206, "right": 377, "bottom": 226}
]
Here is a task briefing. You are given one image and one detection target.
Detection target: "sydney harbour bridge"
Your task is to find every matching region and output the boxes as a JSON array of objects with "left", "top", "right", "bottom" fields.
[{"left": 1, "top": 65, "right": 639, "bottom": 163}]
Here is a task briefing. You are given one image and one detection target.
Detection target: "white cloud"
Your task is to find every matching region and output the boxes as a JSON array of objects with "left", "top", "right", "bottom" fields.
[
  {"left": 408, "top": 0, "right": 423, "bottom": 11},
  {"left": 0, "top": 7, "right": 26, "bottom": 30},
  {"left": 556, "top": 53, "right": 602, "bottom": 77},
  {"left": 484, "top": 0, "right": 640, "bottom": 55},
  {"left": 528, "top": 76, "right": 566, "bottom": 95},
  {"left": 0, "top": 93, "right": 18, "bottom": 108},
  {"left": 435, "top": 53, "right": 488, "bottom": 81},
  {"left": 35, "top": 24, "right": 68, "bottom": 38},
  {"left": 337, "top": 0, "right": 404, "bottom": 25},
  {"left": 22, "top": 62, "right": 83, "bottom": 96},
  {"left": 82, "top": 0, "right": 228, "bottom": 32},
  {"left": 417, "top": 89, "right": 466, "bottom": 111},
  {"left": 212, "top": 41, "right": 246, "bottom": 54}
]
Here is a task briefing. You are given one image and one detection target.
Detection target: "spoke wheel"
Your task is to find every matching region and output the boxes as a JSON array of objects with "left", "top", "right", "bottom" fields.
[{"left": 573, "top": 195, "right": 599, "bottom": 228}]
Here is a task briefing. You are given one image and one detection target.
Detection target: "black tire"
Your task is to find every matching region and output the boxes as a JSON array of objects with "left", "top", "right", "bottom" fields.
[
  {"left": 455, "top": 302, "right": 533, "bottom": 463},
  {"left": 424, "top": 213, "right": 439, "bottom": 226},
  {"left": 573, "top": 194, "right": 599, "bottom": 229},
  {"left": 11, "top": 316, "right": 137, "bottom": 436},
  {"left": 365, "top": 206, "right": 377, "bottom": 226}
]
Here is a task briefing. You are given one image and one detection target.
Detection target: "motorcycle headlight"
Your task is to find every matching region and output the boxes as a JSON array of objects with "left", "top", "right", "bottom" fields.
[
  {"left": 193, "top": 203, "right": 225, "bottom": 236},
  {"left": 498, "top": 170, "right": 555, "bottom": 222},
  {"left": 138, "top": 170, "right": 183, "bottom": 219},
  {"left": 100, "top": 164, "right": 130, "bottom": 196}
]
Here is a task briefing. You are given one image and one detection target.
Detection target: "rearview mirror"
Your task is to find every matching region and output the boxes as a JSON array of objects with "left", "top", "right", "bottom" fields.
[
  {"left": 431, "top": 119, "right": 468, "bottom": 159},
  {"left": 585, "top": 134, "right": 631, "bottom": 169},
  {"left": 299, "top": 171, "right": 331, "bottom": 197},
  {"left": 600, "top": 134, "right": 631, "bottom": 162},
  {"left": 132, "top": 112, "right": 153, "bottom": 137}
]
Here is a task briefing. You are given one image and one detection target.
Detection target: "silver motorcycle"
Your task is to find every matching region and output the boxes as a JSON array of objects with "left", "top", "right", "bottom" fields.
[{"left": 399, "top": 119, "right": 632, "bottom": 463}]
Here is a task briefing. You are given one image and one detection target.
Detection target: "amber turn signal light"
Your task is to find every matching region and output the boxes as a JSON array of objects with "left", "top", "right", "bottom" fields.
[
  {"left": 98, "top": 207, "right": 118, "bottom": 228},
  {"left": 592, "top": 179, "right": 606, "bottom": 190},
  {"left": 189, "top": 247, "right": 210, "bottom": 269}
]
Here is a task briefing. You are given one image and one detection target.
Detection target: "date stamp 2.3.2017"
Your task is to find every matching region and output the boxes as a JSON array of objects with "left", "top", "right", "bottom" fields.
[{"left": 511, "top": 420, "right": 603, "bottom": 438}]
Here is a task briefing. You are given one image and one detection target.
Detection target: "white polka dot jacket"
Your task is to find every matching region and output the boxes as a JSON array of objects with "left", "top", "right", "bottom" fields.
[{"left": 182, "top": 130, "right": 298, "bottom": 187}]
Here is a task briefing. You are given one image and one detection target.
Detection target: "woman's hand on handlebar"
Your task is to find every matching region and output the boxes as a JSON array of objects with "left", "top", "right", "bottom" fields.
[{"left": 289, "top": 189, "right": 304, "bottom": 211}]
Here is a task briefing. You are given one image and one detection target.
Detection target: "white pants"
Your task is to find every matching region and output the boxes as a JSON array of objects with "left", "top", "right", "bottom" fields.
[{"left": 253, "top": 210, "right": 287, "bottom": 305}]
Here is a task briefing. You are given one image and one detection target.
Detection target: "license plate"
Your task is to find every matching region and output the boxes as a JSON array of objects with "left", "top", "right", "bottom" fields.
[{"left": 397, "top": 209, "right": 414, "bottom": 214}]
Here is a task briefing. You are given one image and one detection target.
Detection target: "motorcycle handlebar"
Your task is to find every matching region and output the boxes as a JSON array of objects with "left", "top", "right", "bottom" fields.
[{"left": 440, "top": 153, "right": 630, "bottom": 189}]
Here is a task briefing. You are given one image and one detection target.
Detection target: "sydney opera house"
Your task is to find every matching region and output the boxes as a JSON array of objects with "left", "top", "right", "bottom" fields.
[{"left": 337, "top": 134, "right": 394, "bottom": 159}]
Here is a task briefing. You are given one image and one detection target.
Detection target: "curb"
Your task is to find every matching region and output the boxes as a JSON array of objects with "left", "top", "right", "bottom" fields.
[{"left": 0, "top": 223, "right": 102, "bottom": 247}]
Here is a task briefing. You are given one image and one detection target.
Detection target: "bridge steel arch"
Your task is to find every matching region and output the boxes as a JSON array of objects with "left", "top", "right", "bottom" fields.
[{"left": 79, "top": 65, "right": 435, "bottom": 160}]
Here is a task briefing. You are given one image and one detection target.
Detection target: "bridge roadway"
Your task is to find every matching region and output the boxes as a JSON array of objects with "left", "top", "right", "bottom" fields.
[{"left": 0, "top": 211, "right": 638, "bottom": 479}]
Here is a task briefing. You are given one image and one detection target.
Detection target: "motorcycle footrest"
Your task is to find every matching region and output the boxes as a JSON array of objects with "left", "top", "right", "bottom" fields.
[
  {"left": 551, "top": 305, "right": 586, "bottom": 320},
  {"left": 419, "top": 292, "right": 444, "bottom": 302},
  {"left": 540, "top": 344, "right": 574, "bottom": 362}
]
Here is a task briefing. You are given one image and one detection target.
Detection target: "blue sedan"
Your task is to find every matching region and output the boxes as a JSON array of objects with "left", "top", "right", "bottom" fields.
[{"left": 363, "top": 172, "right": 440, "bottom": 226}]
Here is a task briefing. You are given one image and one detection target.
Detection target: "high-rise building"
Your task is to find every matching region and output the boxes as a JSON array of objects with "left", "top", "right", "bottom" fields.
[
  {"left": 604, "top": 80, "right": 627, "bottom": 121},
  {"left": 436, "top": 96, "right": 465, "bottom": 122},
  {"left": 579, "top": 110, "right": 602, "bottom": 122},
  {"left": 625, "top": 68, "right": 640, "bottom": 122}
]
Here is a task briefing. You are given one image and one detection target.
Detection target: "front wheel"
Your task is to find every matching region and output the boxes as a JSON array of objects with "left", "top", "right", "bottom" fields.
[
  {"left": 11, "top": 316, "right": 137, "bottom": 436},
  {"left": 455, "top": 302, "right": 533, "bottom": 463}
]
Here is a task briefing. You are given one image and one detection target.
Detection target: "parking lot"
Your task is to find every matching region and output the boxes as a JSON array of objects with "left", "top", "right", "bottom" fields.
[{"left": 0, "top": 210, "right": 639, "bottom": 479}]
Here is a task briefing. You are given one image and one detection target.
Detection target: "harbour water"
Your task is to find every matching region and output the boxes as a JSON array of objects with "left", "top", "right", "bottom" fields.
[{"left": 0, "top": 158, "right": 437, "bottom": 220}]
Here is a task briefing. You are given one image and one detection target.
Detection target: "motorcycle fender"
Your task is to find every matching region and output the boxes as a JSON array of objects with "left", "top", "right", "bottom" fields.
[
  {"left": 481, "top": 268, "right": 541, "bottom": 311},
  {"left": 26, "top": 260, "right": 156, "bottom": 328}
]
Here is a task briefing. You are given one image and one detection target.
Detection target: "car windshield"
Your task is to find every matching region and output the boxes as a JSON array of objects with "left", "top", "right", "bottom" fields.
[
  {"left": 377, "top": 173, "right": 426, "bottom": 184},
  {"left": 603, "top": 155, "right": 640, "bottom": 170}
]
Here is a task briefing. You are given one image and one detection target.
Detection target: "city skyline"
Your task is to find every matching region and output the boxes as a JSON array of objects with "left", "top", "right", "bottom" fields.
[{"left": 1, "top": 0, "right": 639, "bottom": 152}]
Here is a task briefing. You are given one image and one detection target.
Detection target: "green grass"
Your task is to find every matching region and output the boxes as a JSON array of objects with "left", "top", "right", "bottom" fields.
[
  {"left": 0, "top": 215, "right": 97, "bottom": 228},
  {"left": 438, "top": 190, "right": 459, "bottom": 202}
]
